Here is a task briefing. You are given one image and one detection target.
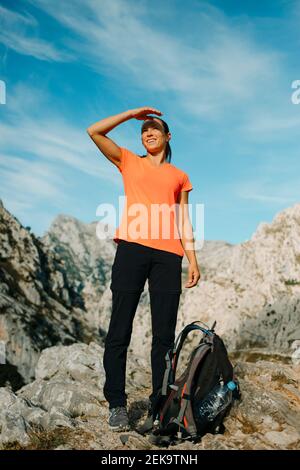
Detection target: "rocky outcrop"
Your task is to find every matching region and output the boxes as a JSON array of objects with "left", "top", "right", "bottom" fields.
[
  {"left": 0, "top": 343, "right": 299, "bottom": 450},
  {"left": 42, "top": 204, "right": 300, "bottom": 363},
  {"left": 0, "top": 342, "right": 150, "bottom": 448},
  {"left": 174, "top": 204, "right": 300, "bottom": 363},
  {"left": 0, "top": 201, "right": 100, "bottom": 386},
  {"left": 1, "top": 199, "right": 300, "bottom": 449},
  {"left": 42, "top": 215, "right": 115, "bottom": 322}
]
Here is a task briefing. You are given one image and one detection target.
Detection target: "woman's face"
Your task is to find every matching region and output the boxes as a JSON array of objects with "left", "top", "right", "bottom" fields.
[{"left": 141, "top": 118, "right": 171, "bottom": 154}]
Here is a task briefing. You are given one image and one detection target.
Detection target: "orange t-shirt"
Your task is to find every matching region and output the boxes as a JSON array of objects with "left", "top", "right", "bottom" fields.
[{"left": 113, "top": 147, "right": 193, "bottom": 257}]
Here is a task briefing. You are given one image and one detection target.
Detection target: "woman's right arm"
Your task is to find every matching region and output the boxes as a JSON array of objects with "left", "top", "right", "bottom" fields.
[
  {"left": 86, "top": 107, "right": 162, "bottom": 170},
  {"left": 86, "top": 110, "right": 133, "bottom": 169}
]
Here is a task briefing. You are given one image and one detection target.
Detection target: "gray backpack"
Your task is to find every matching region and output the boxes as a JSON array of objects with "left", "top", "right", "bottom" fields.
[{"left": 150, "top": 321, "right": 240, "bottom": 445}]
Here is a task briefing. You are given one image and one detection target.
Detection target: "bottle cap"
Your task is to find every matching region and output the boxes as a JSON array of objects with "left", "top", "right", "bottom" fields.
[{"left": 226, "top": 380, "right": 237, "bottom": 391}]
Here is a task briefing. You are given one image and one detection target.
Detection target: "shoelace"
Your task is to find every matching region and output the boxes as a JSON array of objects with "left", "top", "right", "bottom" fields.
[{"left": 110, "top": 406, "right": 128, "bottom": 418}]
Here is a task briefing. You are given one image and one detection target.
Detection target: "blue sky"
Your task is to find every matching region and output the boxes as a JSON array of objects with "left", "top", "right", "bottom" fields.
[{"left": 1, "top": 0, "right": 300, "bottom": 245}]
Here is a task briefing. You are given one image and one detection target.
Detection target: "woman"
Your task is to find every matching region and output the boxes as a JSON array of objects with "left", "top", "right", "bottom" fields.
[{"left": 87, "top": 107, "right": 200, "bottom": 432}]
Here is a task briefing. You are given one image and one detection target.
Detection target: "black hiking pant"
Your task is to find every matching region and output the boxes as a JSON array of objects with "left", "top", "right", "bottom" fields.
[{"left": 103, "top": 239, "right": 182, "bottom": 411}]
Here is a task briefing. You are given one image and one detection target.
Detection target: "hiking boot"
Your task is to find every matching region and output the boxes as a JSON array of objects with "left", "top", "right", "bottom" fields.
[{"left": 108, "top": 406, "right": 130, "bottom": 432}]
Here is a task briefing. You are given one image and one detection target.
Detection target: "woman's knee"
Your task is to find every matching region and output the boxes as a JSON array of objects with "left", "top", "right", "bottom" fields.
[
  {"left": 152, "top": 331, "right": 175, "bottom": 347},
  {"left": 104, "top": 327, "right": 133, "bottom": 348}
]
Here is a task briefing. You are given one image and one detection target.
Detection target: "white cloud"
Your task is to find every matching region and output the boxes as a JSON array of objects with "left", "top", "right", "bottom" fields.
[
  {"left": 0, "top": 153, "right": 67, "bottom": 204},
  {"left": 0, "top": 117, "right": 125, "bottom": 183},
  {"left": 240, "top": 112, "right": 300, "bottom": 138},
  {"left": 0, "top": 80, "right": 123, "bottom": 185},
  {"left": 28, "top": 0, "right": 281, "bottom": 119},
  {"left": 235, "top": 177, "right": 300, "bottom": 205},
  {"left": 0, "top": 4, "right": 74, "bottom": 61},
  {"left": 0, "top": 81, "right": 127, "bottom": 224}
]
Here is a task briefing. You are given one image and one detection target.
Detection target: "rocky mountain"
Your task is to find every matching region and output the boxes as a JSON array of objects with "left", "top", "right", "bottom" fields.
[
  {"left": 0, "top": 201, "right": 101, "bottom": 388},
  {"left": 43, "top": 205, "right": 300, "bottom": 364},
  {"left": 178, "top": 203, "right": 300, "bottom": 358},
  {"left": 0, "top": 199, "right": 300, "bottom": 449},
  {"left": 42, "top": 214, "right": 116, "bottom": 331}
]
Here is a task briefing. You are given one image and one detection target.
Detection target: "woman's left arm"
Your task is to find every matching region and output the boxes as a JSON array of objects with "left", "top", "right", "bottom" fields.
[{"left": 177, "top": 191, "right": 201, "bottom": 288}]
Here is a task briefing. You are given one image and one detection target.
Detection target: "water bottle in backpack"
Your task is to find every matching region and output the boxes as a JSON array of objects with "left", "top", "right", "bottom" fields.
[{"left": 195, "top": 380, "right": 237, "bottom": 423}]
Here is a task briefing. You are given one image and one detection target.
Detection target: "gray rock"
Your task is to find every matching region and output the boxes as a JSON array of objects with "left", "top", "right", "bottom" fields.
[
  {"left": 0, "top": 388, "right": 37, "bottom": 447},
  {"left": 0, "top": 203, "right": 100, "bottom": 387},
  {"left": 0, "top": 344, "right": 299, "bottom": 450},
  {"left": 264, "top": 429, "right": 300, "bottom": 448},
  {"left": 1, "top": 200, "right": 300, "bottom": 449}
]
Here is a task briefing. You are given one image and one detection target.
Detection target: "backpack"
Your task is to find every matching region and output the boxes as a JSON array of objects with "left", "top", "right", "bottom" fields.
[{"left": 150, "top": 320, "right": 241, "bottom": 445}]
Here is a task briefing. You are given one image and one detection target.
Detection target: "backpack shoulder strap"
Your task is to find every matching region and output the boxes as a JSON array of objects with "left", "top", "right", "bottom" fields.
[
  {"left": 161, "top": 322, "right": 211, "bottom": 396},
  {"left": 172, "top": 322, "right": 214, "bottom": 379},
  {"left": 173, "top": 335, "right": 214, "bottom": 437},
  {"left": 161, "top": 349, "right": 173, "bottom": 395}
]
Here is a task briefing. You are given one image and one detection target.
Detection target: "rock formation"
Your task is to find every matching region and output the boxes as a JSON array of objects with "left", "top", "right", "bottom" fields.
[
  {"left": 0, "top": 342, "right": 299, "bottom": 450},
  {"left": 0, "top": 199, "right": 299, "bottom": 449},
  {"left": 0, "top": 201, "right": 100, "bottom": 387}
]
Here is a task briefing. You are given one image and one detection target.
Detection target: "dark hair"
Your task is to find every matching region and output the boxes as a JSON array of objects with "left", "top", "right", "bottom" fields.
[{"left": 141, "top": 117, "right": 172, "bottom": 163}]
